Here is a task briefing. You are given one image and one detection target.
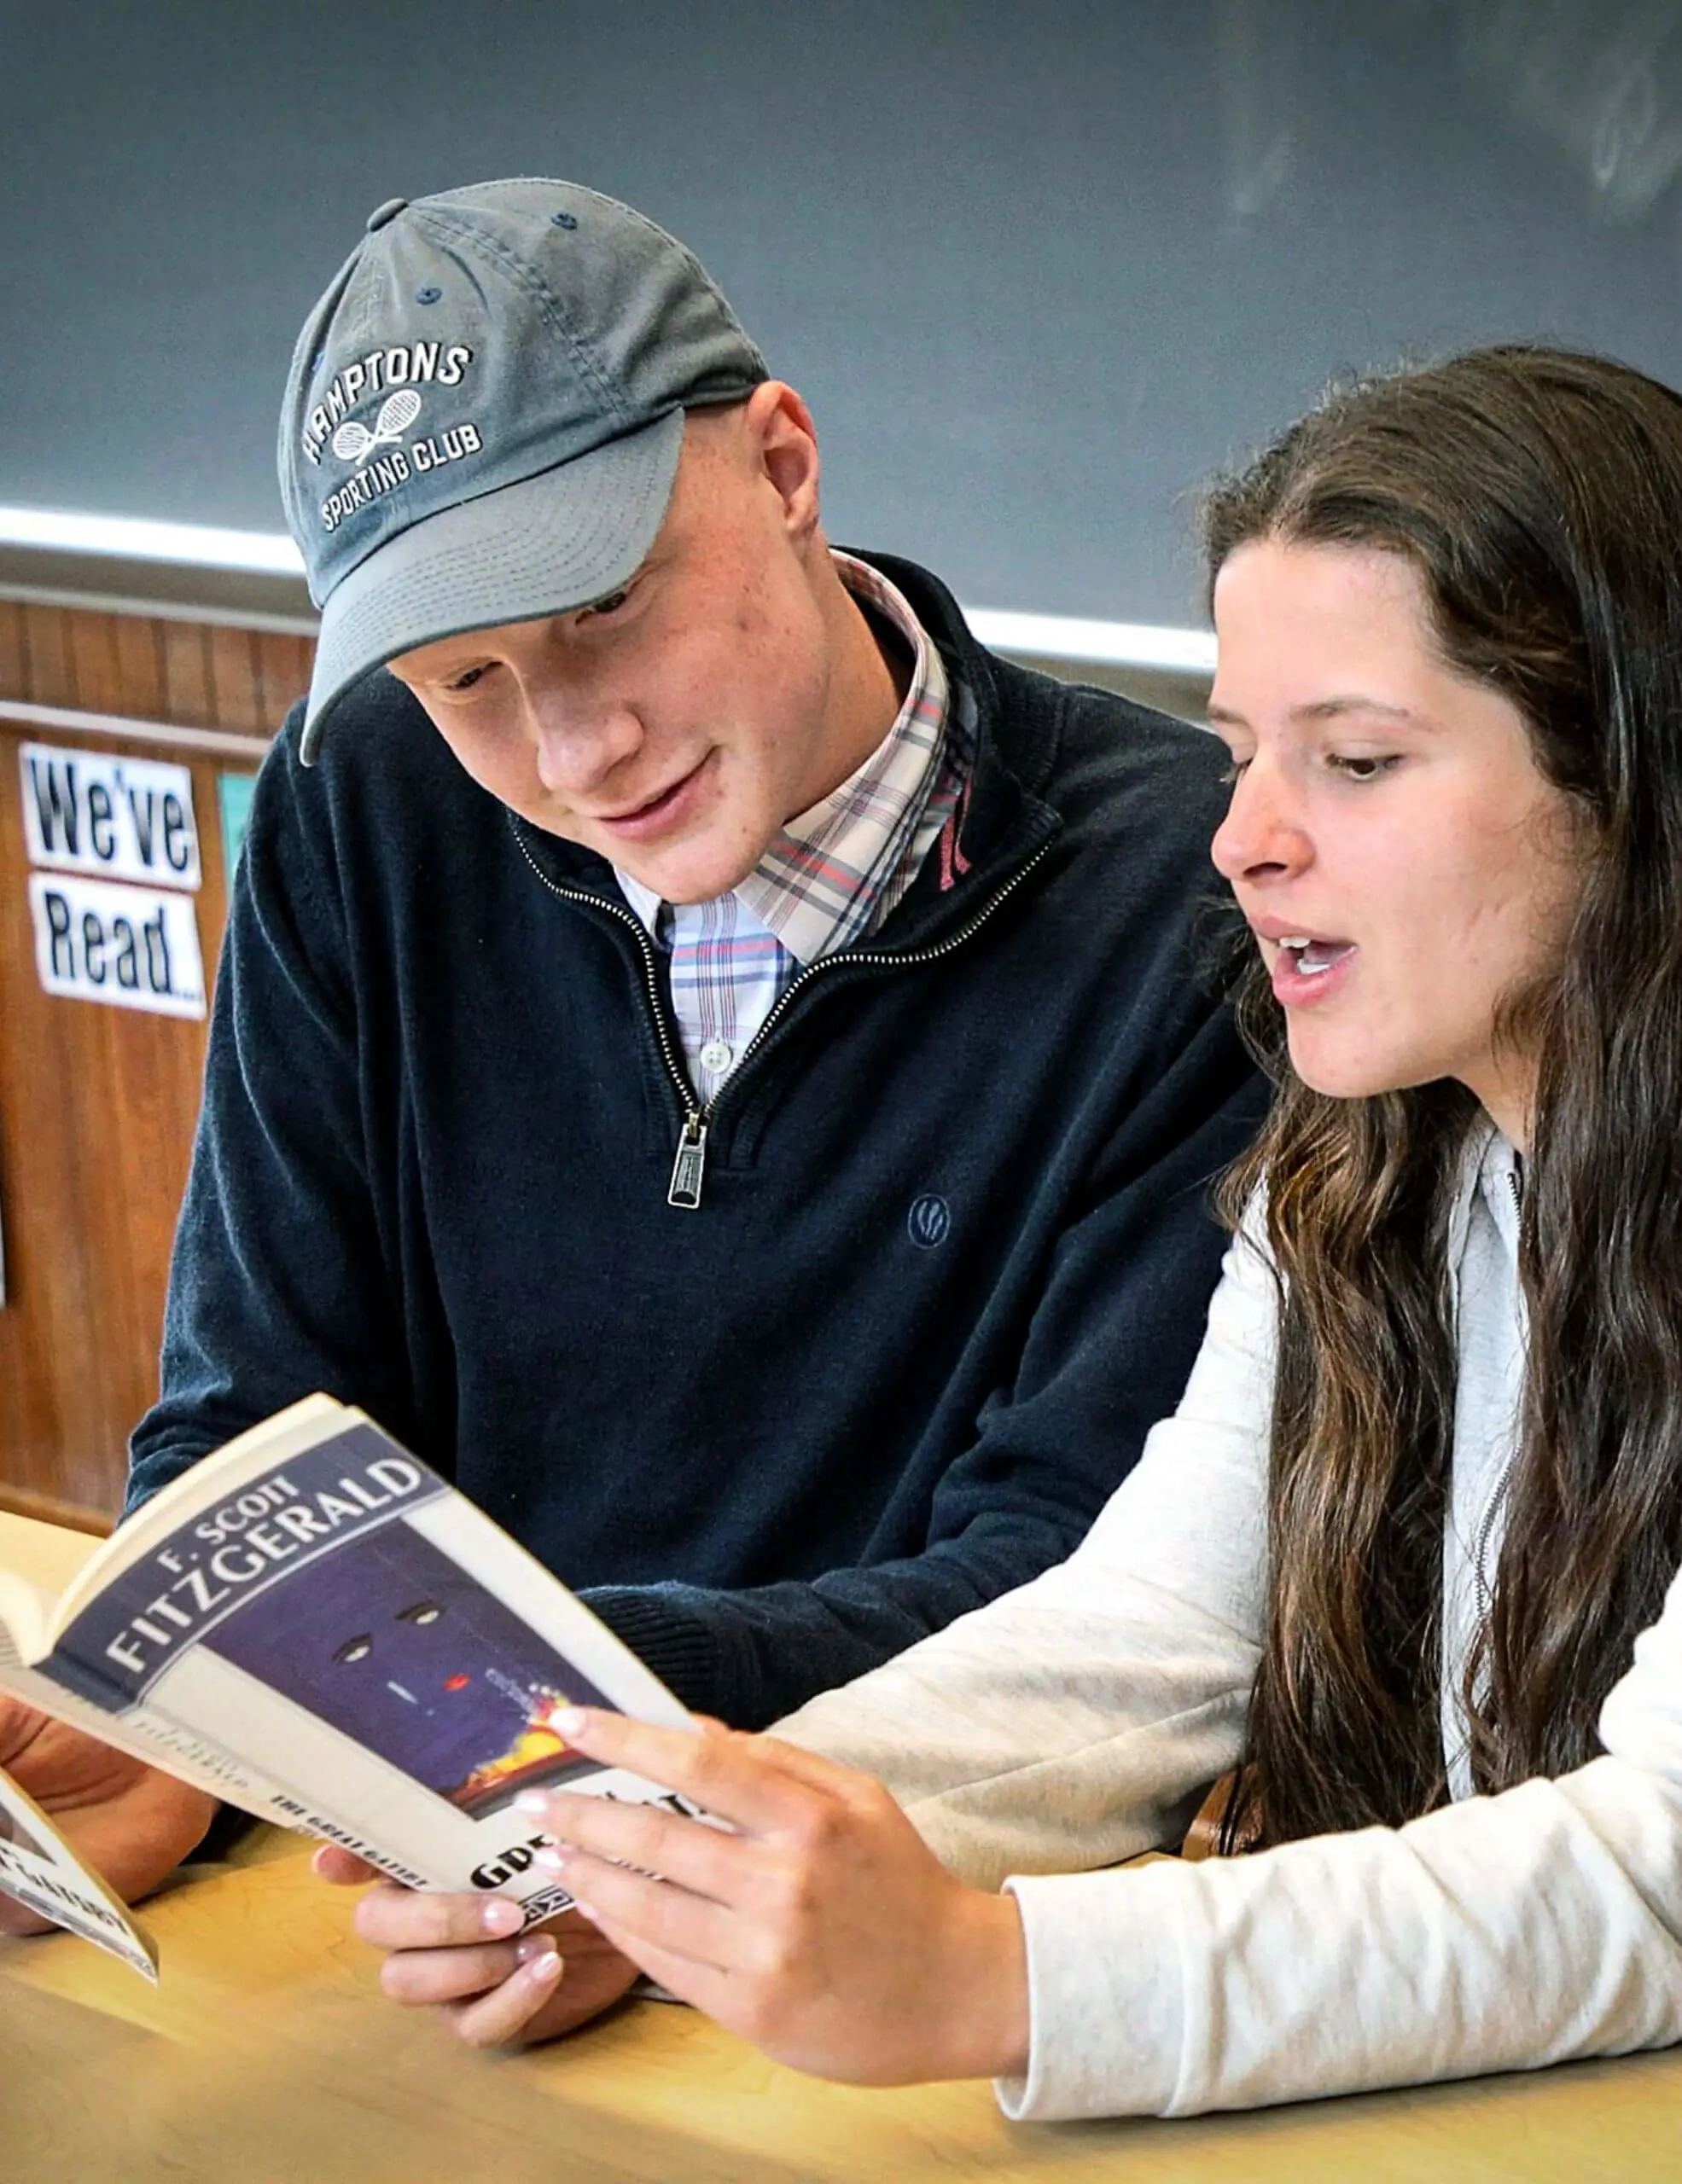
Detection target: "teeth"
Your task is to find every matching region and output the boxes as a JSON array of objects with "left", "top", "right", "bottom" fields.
[{"left": 1274, "top": 934, "right": 1344, "bottom": 977}]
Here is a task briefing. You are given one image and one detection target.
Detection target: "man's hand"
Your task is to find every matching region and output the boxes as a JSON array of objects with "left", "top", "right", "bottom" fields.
[
  {"left": 314, "top": 1845, "right": 640, "bottom": 2047},
  {"left": 0, "top": 1698, "right": 217, "bottom": 1933},
  {"left": 513, "top": 1709, "right": 1031, "bottom": 2087}
]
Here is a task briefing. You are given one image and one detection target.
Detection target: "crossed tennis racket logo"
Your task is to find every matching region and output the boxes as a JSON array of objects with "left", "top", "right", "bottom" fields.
[{"left": 331, "top": 389, "right": 423, "bottom": 466}]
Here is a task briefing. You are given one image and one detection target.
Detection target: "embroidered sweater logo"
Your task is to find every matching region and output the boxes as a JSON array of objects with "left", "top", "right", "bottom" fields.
[{"left": 907, "top": 1194, "right": 952, "bottom": 1249}]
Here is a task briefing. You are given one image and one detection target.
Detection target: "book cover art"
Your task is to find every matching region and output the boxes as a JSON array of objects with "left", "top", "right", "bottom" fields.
[
  {"left": 42, "top": 1414, "right": 693, "bottom": 1886},
  {"left": 199, "top": 1517, "right": 615, "bottom": 1819}
]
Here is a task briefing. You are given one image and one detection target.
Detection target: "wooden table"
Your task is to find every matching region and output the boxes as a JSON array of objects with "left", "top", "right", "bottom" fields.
[{"left": 2, "top": 1829, "right": 1679, "bottom": 2183}]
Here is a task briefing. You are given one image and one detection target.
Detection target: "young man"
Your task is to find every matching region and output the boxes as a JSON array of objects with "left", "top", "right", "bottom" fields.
[{"left": 0, "top": 179, "right": 1261, "bottom": 1965}]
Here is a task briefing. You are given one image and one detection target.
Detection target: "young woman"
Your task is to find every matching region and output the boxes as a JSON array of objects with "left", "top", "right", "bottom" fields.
[{"left": 335, "top": 346, "right": 1682, "bottom": 2117}]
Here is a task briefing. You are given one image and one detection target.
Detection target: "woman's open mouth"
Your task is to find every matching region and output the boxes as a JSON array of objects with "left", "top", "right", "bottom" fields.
[{"left": 1269, "top": 932, "right": 1358, "bottom": 1004}]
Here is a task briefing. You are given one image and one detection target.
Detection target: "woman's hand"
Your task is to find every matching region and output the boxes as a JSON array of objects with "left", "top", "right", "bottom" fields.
[
  {"left": 0, "top": 1699, "right": 217, "bottom": 1931},
  {"left": 515, "top": 1709, "right": 1030, "bottom": 2087},
  {"left": 313, "top": 1845, "right": 641, "bottom": 2047}
]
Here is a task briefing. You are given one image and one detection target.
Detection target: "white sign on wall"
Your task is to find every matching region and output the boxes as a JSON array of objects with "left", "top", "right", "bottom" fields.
[
  {"left": 27, "top": 873, "right": 207, "bottom": 1020},
  {"left": 20, "top": 742, "right": 201, "bottom": 890}
]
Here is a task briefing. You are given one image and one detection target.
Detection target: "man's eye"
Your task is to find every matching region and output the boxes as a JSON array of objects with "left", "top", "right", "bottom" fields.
[
  {"left": 1217, "top": 758, "right": 1250, "bottom": 787},
  {"left": 444, "top": 663, "right": 492, "bottom": 694},
  {"left": 581, "top": 586, "right": 631, "bottom": 620}
]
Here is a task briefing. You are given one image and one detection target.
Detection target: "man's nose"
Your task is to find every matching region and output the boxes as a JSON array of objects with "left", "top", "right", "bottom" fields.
[
  {"left": 1210, "top": 758, "right": 1312, "bottom": 886},
  {"left": 524, "top": 683, "right": 644, "bottom": 798}
]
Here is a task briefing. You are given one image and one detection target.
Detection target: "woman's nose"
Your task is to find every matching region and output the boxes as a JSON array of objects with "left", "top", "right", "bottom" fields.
[{"left": 1210, "top": 760, "right": 1312, "bottom": 886}]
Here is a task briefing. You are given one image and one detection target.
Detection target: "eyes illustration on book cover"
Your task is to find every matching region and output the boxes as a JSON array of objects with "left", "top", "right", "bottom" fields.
[{"left": 201, "top": 1522, "right": 616, "bottom": 1819}]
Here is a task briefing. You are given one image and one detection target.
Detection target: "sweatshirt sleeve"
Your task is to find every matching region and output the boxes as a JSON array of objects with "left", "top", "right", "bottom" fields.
[
  {"left": 126, "top": 717, "right": 422, "bottom": 1503},
  {"left": 783, "top": 1223, "right": 1682, "bottom": 2123},
  {"left": 579, "top": 996, "right": 1266, "bottom": 1728},
  {"left": 994, "top": 1604, "right": 1682, "bottom": 2120}
]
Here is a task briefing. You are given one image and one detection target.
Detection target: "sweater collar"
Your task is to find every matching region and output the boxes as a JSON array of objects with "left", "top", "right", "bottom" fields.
[{"left": 1444, "top": 1118, "right": 1523, "bottom": 1289}]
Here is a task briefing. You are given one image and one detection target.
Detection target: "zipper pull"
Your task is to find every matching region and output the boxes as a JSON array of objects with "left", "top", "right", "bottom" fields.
[{"left": 667, "top": 1112, "right": 708, "bottom": 1210}]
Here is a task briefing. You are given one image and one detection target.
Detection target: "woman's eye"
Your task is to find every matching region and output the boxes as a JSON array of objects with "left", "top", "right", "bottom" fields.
[{"left": 1329, "top": 753, "right": 1400, "bottom": 781}]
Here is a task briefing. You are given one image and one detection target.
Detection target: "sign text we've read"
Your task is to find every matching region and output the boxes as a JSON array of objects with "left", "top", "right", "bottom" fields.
[
  {"left": 28, "top": 874, "right": 207, "bottom": 1019},
  {"left": 20, "top": 742, "right": 201, "bottom": 890}
]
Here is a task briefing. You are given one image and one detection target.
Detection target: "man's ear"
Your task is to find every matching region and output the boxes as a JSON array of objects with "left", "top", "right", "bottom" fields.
[{"left": 747, "top": 380, "right": 823, "bottom": 543}]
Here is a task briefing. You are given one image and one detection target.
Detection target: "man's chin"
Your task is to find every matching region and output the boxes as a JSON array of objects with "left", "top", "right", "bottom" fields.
[
  {"left": 513, "top": 807, "right": 759, "bottom": 903},
  {"left": 600, "top": 836, "right": 764, "bottom": 904},
  {"left": 606, "top": 810, "right": 769, "bottom": 903},
  {"left": 643, "top": 862, "right": 760, "bottom": 905}
]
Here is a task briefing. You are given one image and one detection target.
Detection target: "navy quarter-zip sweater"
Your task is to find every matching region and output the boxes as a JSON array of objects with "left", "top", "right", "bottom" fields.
[{"left": 130, "top": 555, "right": 1266, "bottom": 1727}]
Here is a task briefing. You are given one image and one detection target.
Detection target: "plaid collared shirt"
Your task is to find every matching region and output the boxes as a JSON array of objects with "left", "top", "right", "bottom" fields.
[{"left": 617, "top": 552, "right": 973, "bottom": 1102}]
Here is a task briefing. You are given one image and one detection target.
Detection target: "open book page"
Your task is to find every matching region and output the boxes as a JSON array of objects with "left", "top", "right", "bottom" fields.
[
  {"left": 32, "top": 1410, "right": 703, "bottom": 1926},
  {"left": 0, "top": 1510, "right": 103, "bottom": 1663},
  {"left": 0, "top": 1760, "right": 158, "bottom": 1982}
]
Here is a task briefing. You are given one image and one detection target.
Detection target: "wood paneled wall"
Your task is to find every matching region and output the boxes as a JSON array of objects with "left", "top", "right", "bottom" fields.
[
  {"left": 0, "top": 601, "right": 314, "bottom": 739},
  {"left": 0, "top": 598, "right": 310, "bottom": 1527}
]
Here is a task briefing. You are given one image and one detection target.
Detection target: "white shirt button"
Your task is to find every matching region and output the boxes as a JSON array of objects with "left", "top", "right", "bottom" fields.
[{"left": 699, "top": 1038, "right": 734, "bottom": 1076}]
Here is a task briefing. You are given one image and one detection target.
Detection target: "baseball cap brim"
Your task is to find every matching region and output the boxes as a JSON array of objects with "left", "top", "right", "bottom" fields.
[{"left": 300, "top": 405, "right": 685, "bottom": 763}]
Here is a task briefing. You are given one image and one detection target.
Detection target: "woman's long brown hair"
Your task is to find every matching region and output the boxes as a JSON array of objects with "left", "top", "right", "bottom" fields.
[{"left": 1205, "top": 348, "right": 1682, "bottom": 1844}]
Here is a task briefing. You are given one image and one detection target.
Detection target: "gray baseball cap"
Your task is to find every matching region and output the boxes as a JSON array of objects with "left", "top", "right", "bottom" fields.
[{"left": 279, "top": 178, "right": 768, "bottom": 762}]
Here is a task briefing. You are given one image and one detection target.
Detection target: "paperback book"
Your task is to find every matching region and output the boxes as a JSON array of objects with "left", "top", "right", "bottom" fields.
[{"left": 0, "top": 1395, "right": 699, "bottom": 1976}]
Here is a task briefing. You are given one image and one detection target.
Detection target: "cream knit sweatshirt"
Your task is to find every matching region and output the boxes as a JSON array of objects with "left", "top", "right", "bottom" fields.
[{"left": 776, "top": 1129, "right": 1682, "bottom": 2118}]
